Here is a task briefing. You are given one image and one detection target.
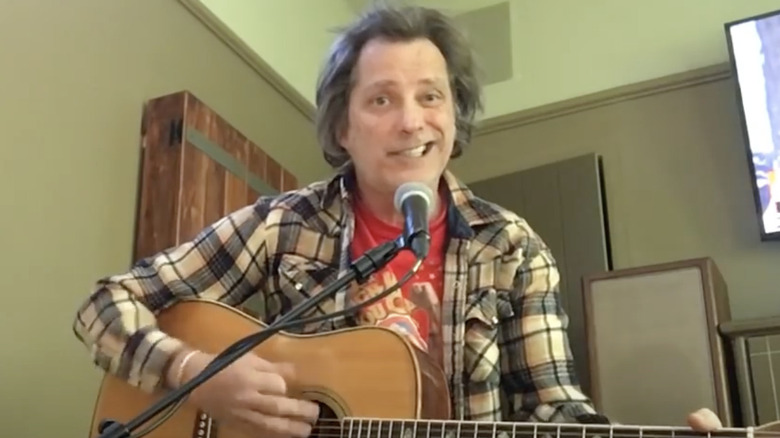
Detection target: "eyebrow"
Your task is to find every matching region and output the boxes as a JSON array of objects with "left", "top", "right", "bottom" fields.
[{"left": 365, "top": 77, "right": 448, "bottom": 90}]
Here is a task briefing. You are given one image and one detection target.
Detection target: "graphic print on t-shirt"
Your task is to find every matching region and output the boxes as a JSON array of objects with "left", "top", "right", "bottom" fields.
[
  {"left": 349, "top": 267, "right": 442, "bottom": 356},
  {"left": 349, "top": 191, "right": 447, "bottom": 362}
]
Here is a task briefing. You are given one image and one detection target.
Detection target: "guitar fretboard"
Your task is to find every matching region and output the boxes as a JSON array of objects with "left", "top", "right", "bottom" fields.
[{"left": 333, "top": 418, "right": 754, "bottom": 438}]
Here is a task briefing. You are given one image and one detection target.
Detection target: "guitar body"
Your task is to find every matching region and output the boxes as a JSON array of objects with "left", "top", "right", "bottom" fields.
[
  {"left": 88, "top": 298, "right": 780, "bottom": 438},
  {"left": 89, "top": 299, "right": 451, "bottom": 438}
]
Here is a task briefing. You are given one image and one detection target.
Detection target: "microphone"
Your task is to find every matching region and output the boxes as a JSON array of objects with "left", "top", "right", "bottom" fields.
[{"left": 394, "top": 182, "right": 434, "bottom": 259}]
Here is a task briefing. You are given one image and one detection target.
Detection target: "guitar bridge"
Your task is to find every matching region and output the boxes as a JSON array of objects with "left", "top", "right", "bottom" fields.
[{"left": 193, "top": 410, "right": 216, "bottom": 438}]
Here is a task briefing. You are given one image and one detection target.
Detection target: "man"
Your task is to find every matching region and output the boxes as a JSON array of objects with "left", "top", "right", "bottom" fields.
[{"left": 73, "top": 4, "right": 723, "bottom": 437}]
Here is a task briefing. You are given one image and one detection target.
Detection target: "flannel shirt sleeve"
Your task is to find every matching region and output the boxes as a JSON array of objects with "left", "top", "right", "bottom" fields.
[
  {"left": 72, "top": 202, "right": 270, "bottom": 393},
  {"left": 499, "top": 224, "right": 609, "bottom": 424}
]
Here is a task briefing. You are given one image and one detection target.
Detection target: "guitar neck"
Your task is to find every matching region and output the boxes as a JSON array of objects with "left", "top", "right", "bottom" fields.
[{"left": 339, "top": 418, "right": 754, "bottom": 438}]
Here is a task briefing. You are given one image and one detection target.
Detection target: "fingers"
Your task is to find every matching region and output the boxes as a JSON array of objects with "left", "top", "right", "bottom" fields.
[
  {"left": 251, "top": 358, "right": 300, "bottom": 395},
  {"left": 241, "top": 392, "right": 320, "bottom": 421},
  {"left": 239, "top": 361, "right": 320, "bottom": 421},
  {"left": 250, "top": 356, "right": 296, "bottom": 379},
  {"left": 255, "top": 359, "right": 296, "bottom": 381},
  {"left": 687, "top": 408, "right": 723, "bottom": 431},
  {"left": 238, "top": 356, "right": 320, "bottom": 435},
  {"left": 272, "top": 362, "right": 297, "bottom": 382},
  {"left": 246, "top": 368, "right": 289, "bottom": 395}
]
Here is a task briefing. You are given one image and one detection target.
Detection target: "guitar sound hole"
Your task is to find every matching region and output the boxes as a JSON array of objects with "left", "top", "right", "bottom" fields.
[{"left": 311, "top": 402, "right": 339, "bottom": 438}]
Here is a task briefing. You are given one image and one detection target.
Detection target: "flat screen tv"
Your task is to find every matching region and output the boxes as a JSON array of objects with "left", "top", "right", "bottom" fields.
[{"left": 725, "top": 8, "right": 780, "bottom": 241}]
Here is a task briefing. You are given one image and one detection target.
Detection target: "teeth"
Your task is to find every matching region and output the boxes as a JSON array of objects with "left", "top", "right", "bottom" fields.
[{"left": 401, "top": 144, "right": 427, "bottom": 158}]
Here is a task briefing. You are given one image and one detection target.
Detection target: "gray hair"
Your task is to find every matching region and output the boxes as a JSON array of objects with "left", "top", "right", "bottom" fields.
[{"left": 315, "top": 3, "right": 484, "bottom": 168}]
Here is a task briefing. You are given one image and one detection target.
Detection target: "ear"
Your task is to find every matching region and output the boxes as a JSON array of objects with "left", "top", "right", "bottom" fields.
[{"left": 337, "top": 118, "right": 350, "bottom": 152}]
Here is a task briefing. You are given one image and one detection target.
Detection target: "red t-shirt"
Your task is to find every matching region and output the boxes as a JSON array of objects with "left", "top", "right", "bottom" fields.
[{"left": 349, "top": 191, "right": 447, "bottom": 359}]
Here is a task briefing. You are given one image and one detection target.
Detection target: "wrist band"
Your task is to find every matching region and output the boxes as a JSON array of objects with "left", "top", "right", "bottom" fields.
[{"left": 175, "top": 350, "right": 199, "bottom": 387}]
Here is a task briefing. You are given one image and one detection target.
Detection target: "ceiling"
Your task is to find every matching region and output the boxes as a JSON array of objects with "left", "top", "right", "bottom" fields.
[
  {"left": 342, "top": 0, "right": 517, "bottom": 88},
  {"left": 192, "top": 0, "right": 780, "bottom": 122},
  {"left": 343, "top": 0, "right": 505, "bottom": 15}
]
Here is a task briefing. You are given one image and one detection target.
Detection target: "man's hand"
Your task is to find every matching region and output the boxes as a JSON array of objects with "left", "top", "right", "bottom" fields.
[
  {"left": 168, "top": 349, "right": 320, "bottom": 438},
  {"left": 687, "top": 408, "right": 723, "bottom": 432}
]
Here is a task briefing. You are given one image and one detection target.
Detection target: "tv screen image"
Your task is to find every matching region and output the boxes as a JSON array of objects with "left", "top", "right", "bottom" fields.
[{"left": 726, "top": 9, "right": 780, "bottom": 240}]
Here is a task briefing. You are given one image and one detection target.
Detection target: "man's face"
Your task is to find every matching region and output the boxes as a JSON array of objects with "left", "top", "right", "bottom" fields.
[{"left": 340, "top": 37, "right": 456, "bottom": 196}]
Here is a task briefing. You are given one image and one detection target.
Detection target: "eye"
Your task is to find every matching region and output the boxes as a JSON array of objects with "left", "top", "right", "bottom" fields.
[
  {"left": 422, "top": 92, "right": 443, "bottom": 104},
  {"left": 371, "top": 96, "right": 389, "bottom": 106}
]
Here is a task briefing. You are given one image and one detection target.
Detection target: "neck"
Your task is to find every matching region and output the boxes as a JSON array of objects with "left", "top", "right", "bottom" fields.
[
  {"left": 352, "top": 176, "right": 442, "bottom": 226},
  {"left": 357, "top": 183, "right": 441, "bottom": 227},
  {"left": 355, "top": 184, "right": 402, "bottom": 226},
  {"left": 332, "top": 417, "right": 754, "bottom": 438}
]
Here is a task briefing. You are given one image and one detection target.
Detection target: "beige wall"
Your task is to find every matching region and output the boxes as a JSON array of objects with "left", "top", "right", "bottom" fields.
[
  {"left": 478, "top": 0, "right": 780, "bottom": 118},
  {"left": 0, "top": 1, "right": 327, "bottom": 437},
  {"left": 450, "top": 69, "right": 780, "bottom": 321},
  {"left": 197, "top": 0, "right": 355, "bottom": 108},
  {"left": 3, "top": 0, "right": 780, "bottom": 436}
]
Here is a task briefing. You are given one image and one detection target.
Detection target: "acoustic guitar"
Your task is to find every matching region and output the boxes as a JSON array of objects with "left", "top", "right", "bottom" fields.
[{"left": 89, "top": 299, "right": 778, "bottom": 438}]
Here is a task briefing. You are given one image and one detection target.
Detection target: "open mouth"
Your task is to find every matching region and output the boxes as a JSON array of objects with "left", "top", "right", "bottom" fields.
[{"left": 391, "top": 142, "right": 434, "bottom": 158}]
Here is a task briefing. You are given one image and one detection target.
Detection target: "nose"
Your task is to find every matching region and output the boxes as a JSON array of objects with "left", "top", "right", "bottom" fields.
[{"left": 400, "top": 101, "right": 424, "bottom": 133}]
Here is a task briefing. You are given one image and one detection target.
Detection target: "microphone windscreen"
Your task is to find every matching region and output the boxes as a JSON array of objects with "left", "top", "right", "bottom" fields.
[{"left": 393, "top": 182, "right": 433, "bottom": 212}]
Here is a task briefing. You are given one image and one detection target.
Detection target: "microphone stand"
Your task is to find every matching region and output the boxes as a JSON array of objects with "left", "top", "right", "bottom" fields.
[{"left": 96, "top": 236, "right": 405, "bottom": 438}]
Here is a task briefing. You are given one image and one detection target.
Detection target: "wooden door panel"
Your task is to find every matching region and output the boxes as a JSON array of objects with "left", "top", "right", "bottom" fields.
[
  {"left": 246, "top": 142, "right": 268, "bottom": 204},
  {"left": 134, "top": 93, "right": 185, "bottom": 261},
  {"left": 178, "top": 141, "right": 225, "bottom": 242},
  {"left": 221, "top": 129, "right": 249, "bottom": 215},
  {"left": 135, "top": 90, "right": 299, "bottom": 266}
]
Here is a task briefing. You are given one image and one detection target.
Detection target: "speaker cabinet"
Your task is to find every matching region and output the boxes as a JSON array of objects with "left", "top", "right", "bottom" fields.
[{"left": 582, "top": 257, "right": 734, "bottom": 426}]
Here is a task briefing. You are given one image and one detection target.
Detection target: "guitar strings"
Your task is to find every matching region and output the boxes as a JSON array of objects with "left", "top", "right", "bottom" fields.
[
  {"left": 301, "top": 429, "right": 780, "bottom": 438},
  {"left": 298, "top": 420, "right": 780, "bottom": 438},
  {"left": 302, "top": 431, "right": 780, "bottom": 438}
]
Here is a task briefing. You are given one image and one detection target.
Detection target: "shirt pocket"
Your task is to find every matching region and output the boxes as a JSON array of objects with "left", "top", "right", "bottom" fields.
[
  {"left": 266, "top": 254, "right": 340, "bottom": 331},
  {"left": 463, "top": 288, "right": 501, "bottom": 384}
]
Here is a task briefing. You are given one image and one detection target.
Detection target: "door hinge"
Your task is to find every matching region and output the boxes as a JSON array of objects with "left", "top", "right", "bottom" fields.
[{"left": 168, "top": 118, "right": 183, "bottom": 146}]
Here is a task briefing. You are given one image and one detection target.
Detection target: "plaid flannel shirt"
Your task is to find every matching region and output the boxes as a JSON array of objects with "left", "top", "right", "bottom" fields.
[{"left": 73, "top": 166, "right": 603, "bottom": 423}]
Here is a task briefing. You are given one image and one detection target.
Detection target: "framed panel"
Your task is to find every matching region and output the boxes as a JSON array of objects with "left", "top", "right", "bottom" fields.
[{"left": 582, "top": 258, "right": 734, "bottom": 426}]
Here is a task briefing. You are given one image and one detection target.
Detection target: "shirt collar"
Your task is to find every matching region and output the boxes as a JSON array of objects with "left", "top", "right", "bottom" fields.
[{"left": 319, "top": 163, "right": 509, "bottom": 238}]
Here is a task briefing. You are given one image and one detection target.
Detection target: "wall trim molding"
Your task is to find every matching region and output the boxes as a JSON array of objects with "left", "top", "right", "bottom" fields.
[
  {"left": 178, "top": 0, "right": 317, "bottom": 123},
  {"left": 474, "top": 63, "right": 732, "bottom": 136},
  {"left": 178, "top": 0, "right": 732, "bottom": 139}
]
